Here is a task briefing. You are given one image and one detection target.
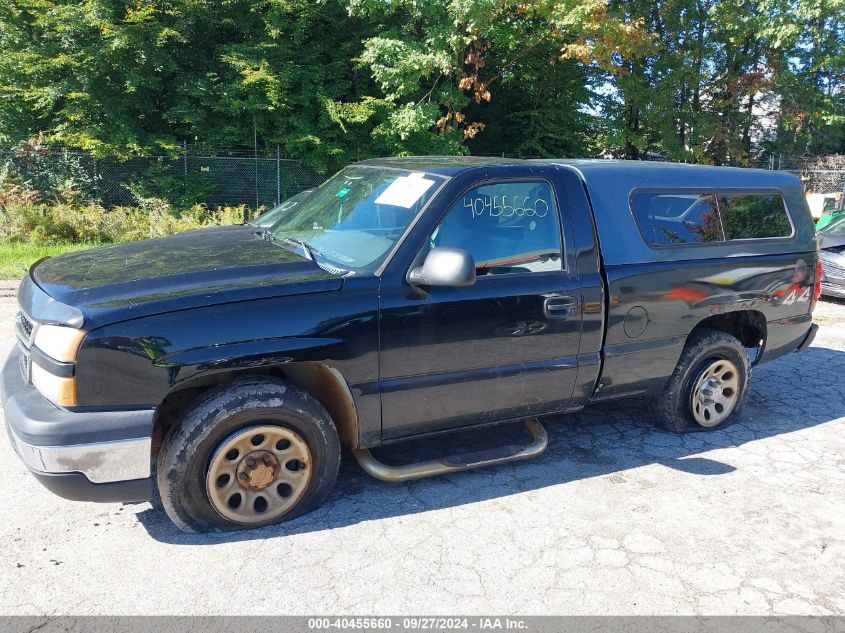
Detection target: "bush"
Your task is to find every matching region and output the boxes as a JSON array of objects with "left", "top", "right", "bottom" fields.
[
  {"left": 1, "top": 139, "right": 268, "bottom": 247},
  {"left": 0, "top": 195, "right": 259, "bottom": 245},
  {"left": 1, "top": 137, "right": 98, "bottom": 204},
  {"left": 126, "top": 160, "right": 215, "bottom": 210}
]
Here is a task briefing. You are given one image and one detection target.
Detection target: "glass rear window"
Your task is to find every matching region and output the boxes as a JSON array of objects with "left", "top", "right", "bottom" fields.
[
  {"left": 632, "top": 190, "right": 792, "bottom": 247},
  {"left": 718, "top": 194, "right": 792, "bottom": 240},
  {"left": 631, "top": 192, "right": 722, "bottom": 245}
]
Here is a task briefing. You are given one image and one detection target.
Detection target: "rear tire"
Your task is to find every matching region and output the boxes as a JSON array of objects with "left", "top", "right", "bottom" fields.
[
  {"left": 651, "top": 329, "right": 751, "bottom": 433},
  {"left": 156, "top": 376, "right": 340, "bottom": 532}
]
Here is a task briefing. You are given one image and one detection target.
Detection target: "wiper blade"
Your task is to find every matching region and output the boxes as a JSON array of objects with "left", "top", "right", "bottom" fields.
[
  {"left": 281, "top": 236, "right": 322, "bottom": 261},
  {"left": 282, "top": 237, "right": 350, "bottom": 275},
  {"left": 254, "top": 231, "right": 347, "bottom": 274}
]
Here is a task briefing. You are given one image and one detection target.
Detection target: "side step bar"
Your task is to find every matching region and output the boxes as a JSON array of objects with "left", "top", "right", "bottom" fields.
[{"left": 352, "top": 419, "right": 549, "bottom": 482}]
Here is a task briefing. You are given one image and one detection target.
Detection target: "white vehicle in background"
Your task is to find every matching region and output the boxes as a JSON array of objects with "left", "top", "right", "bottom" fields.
[{"left": 806, "top": 191, "right": 841, "bottom": 220}]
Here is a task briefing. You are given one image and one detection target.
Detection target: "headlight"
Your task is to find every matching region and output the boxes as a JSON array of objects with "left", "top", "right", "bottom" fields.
[
  {"left": 33, "top": 325, "right": 86, "bottom": 363},
  {"left": 32, "top": 325, "right": 86, "bottom": 407}
]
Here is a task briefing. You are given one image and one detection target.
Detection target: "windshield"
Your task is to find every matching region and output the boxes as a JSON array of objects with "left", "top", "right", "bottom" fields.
[
  {"left": 266, "top": 165, "right": 446, "bottom": 273},
  {"left": 252, "top": 189, "right": 314, "bottom": 228},
  {"left": 821, "top": 215, "right": 845, "bottom": 236}
]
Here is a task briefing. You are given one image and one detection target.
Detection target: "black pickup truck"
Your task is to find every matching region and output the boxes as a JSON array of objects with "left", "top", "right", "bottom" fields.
[{"left": 2, "top": 157, "right": 820, "bottom": 532}]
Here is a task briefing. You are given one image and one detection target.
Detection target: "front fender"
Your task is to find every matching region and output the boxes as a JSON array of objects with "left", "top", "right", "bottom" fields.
[
  {"left": 74, "top": 279, "right": 381, "bottom": 444},
  {"left": 160, "top": 337, "right": 347, "bottom": 382}
]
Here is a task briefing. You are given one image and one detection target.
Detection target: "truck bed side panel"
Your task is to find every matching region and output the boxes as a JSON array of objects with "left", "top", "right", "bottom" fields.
[{"left": 595, "top": 253, "right": 815, "bottom": 400}]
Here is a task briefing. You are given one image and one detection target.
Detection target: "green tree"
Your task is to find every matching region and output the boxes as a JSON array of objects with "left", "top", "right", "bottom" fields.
[
  {"left": 466, "top": 46, "right": 591, "bottom": 158},
  {"left": 0, "top": 0, "right": 384, "bottom": 171},
  {"left": 594, "top": 0, "right": 843, "bottom": 165},
  {"left": 767, "top": 0, "right": 845, "bottom": 157},
  {"left": 0, "top": 0, "right": 841, "bottom": 170},
  {"left": 348, "top": 0, "right": 649, "bottom": 157}
]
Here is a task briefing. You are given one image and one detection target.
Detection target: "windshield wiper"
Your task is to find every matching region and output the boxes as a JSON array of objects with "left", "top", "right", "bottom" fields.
[
  {"left": 252, "top": 229, "right": 310, "bottom": 255},
  {"left": 253, "top": 230, "right": 347, "bottom": 275},
  {"left": 281, "top": 236, "right": 322, "bottom": 261}
]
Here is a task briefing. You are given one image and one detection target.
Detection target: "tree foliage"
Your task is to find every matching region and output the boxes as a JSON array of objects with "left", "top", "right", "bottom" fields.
[
  {"left": 0, "top": 0, "right": 383, "bottom": 171},
  {"left": 594, "top": 0, "right": 845, "bottom": 163},
  {"left": 0, "top": 0, "right": 842, "bottom": 170},
  {"left": 348, "top": 0, "right": 649, "bottom": 154}
]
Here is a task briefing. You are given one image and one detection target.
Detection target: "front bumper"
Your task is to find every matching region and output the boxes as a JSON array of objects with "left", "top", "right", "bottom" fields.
[
  {"left": 820, "top": 255, "right": 845, "bottom": 299},
  {"left": 821, "top": 282, "right": 845, "bottom": 299},
  {"left": 1, "top": 347, "right": 154, "bottom": 502}
]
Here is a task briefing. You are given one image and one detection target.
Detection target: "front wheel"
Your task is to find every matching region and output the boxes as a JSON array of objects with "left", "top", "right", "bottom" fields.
[
  {"left": 651, "top": 329, "right": 751, "bottom": 433},
  {"left": 156, "top": 377, "right": 340, "bottom": 532}
]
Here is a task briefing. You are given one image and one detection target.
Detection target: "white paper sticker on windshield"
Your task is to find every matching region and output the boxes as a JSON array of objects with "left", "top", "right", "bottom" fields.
[{"left": 374, "top": 173, "right": 435, "bottom": 208}]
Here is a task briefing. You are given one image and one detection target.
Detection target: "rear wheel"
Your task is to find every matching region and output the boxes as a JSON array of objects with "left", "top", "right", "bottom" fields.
[
  {"left": 688, "top": 358, "right": 742, "bottom": 427},
  {"left": 652, "top": 329, "right": 751, "bottom": 433},
  {"left": 156, "top": 377, "right": 340, "bottom": 532}
]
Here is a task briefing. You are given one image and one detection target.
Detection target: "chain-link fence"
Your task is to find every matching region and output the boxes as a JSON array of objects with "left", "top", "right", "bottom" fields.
[
  {"left": 771, "top": 154, "right": 845, "bottom": 194},
  {"left": 4, "top": 145, "right": 845, "bottom": 206},
  {"left": 0, "top": 145, "right": 324, "bottom": 209}
]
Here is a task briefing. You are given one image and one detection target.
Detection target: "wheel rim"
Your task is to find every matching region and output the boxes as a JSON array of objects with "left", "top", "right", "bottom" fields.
[
  {"left": 206, "top": 424, "right": 312, "bottom": 525},
  {"left": 690, "top": 358, "right": 741, "bottom": 427}
]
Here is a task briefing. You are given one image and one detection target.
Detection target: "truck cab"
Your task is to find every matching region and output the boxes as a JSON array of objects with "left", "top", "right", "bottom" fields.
[{"left": 2, "top": 157, "right": 820, "bottom": 532}]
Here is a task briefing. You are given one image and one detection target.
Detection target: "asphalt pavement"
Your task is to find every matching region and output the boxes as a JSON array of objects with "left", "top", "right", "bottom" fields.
[{"left": 0, "top": 282, "right": 843, "bottom": 615}]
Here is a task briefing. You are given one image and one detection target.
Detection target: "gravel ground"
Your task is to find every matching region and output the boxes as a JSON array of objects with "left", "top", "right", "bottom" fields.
[{"left": 0, "top": 283, "right": 844, "bottom": 616}]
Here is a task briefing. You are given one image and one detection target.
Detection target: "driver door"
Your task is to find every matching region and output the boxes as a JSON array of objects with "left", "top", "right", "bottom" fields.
[{"left": 378, "top": 171, "right": 582, "bottom": 440}]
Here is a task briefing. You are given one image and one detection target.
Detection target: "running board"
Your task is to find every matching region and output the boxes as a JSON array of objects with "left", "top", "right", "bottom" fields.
[{"left": 352, "top": 419, "right": 548, "bottom": 482}]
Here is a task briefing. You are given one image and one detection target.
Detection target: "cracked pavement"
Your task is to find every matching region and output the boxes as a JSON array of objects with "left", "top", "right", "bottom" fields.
[{"left": 0, "top": 284, "right": 843, "bottom": 616}]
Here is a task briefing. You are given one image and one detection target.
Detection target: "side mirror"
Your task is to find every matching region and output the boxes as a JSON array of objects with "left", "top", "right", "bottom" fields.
[{"left": 408, "top": 247, "right": 476, "bottom": 287}]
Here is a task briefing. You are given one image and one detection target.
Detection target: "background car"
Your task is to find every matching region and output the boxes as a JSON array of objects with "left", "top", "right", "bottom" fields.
[
  {"left": 818, "top": 215, "right": 845, "bottom": 298},
  {"left": 814, "top": 192, "right": 844, "bottom": 230}
]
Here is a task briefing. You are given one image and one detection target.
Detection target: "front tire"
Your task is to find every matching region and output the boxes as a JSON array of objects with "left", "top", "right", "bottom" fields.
[
  {"left": 651, "top": 329, "right": 751, "bottom": 433},
  {"left": 156, "top": 377, "right": 340, "bottom": 532}
]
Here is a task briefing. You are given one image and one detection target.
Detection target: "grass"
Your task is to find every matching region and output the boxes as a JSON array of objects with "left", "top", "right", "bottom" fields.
[{"left": 0, "top": 242, "right": 99, "bottom": 279}]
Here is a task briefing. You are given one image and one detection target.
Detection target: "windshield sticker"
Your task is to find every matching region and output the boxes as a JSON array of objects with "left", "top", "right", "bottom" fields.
[
  {"left": 374, "top": 174, "right": 435, "bottom": 208},
  {"left": 335, "top": 187, "right": 351, "bottom": 198}
]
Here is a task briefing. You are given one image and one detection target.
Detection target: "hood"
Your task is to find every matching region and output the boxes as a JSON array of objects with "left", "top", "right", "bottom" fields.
[
  {"left": 30, "top": 225, "right": 342, "bottom": 328},
  {"left": 819, "top": 232, "right": 845, "bottom": 252}
]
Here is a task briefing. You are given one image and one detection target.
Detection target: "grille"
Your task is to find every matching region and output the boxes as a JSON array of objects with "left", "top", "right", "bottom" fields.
[
  {"left": 19, "top": 350, "right": 30, "bottom": 383},
  {"left": 17, "top": 312, "right": 33, "bottom": 338},
  {"left": 824, "top": 262, "right": 845, "bottom": 276},
  {"left": 822, "top": 261, "right": 845, "bottom": 282},
  {"left": 15, "top": 312, "right": 34, "bottom": 383}
]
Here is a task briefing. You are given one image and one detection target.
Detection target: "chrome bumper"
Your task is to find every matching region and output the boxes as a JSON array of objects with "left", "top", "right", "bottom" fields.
[
  {"left": 2, "top": 346, "right": 155, "bottom": 492},
  {"left": 7, "top": 424, "right": 151, "bottom": 483},
  {"left": 821, "top": 281, "right": 845, "bottom": 299}
]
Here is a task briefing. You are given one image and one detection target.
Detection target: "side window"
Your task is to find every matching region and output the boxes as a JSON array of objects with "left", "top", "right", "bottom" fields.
[
  {"left": 632, "top": 192, "right": 723, "bottom": 245},
  {"left": 718, "top": 193, "right": 792, "bottom": 239},
  {"left": 431, "top": 181, "right": 563, "bottom": 275}
]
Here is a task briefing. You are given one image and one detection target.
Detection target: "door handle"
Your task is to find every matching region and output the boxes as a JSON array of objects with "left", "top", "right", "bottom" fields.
[{"left": 544, "top": 296, "right": 578, "bottom": 319}]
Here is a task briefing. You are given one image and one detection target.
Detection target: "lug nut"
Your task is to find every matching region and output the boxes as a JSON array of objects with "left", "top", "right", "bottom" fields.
[
  {"left": 263, "top": 455, "right": 272, "bottom": 465},
  {"left": 246, "top": 458, "right": 256, "bottom": 468},
  {"left": 238, "top": 472, "right": 249, "bottom": 481}
]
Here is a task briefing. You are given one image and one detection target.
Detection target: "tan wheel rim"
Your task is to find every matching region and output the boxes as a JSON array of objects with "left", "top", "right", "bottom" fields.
[
  {"left": 690, "top": 359, "right": 740, "bottom": 427},
  {"left": 206, "top": 425, "right": 312, "bottom": 525}
]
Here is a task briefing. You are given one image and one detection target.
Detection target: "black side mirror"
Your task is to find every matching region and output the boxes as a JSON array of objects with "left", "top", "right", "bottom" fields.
[{"left": 408, "top": 247, "right": 476, "bottom": 287}]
